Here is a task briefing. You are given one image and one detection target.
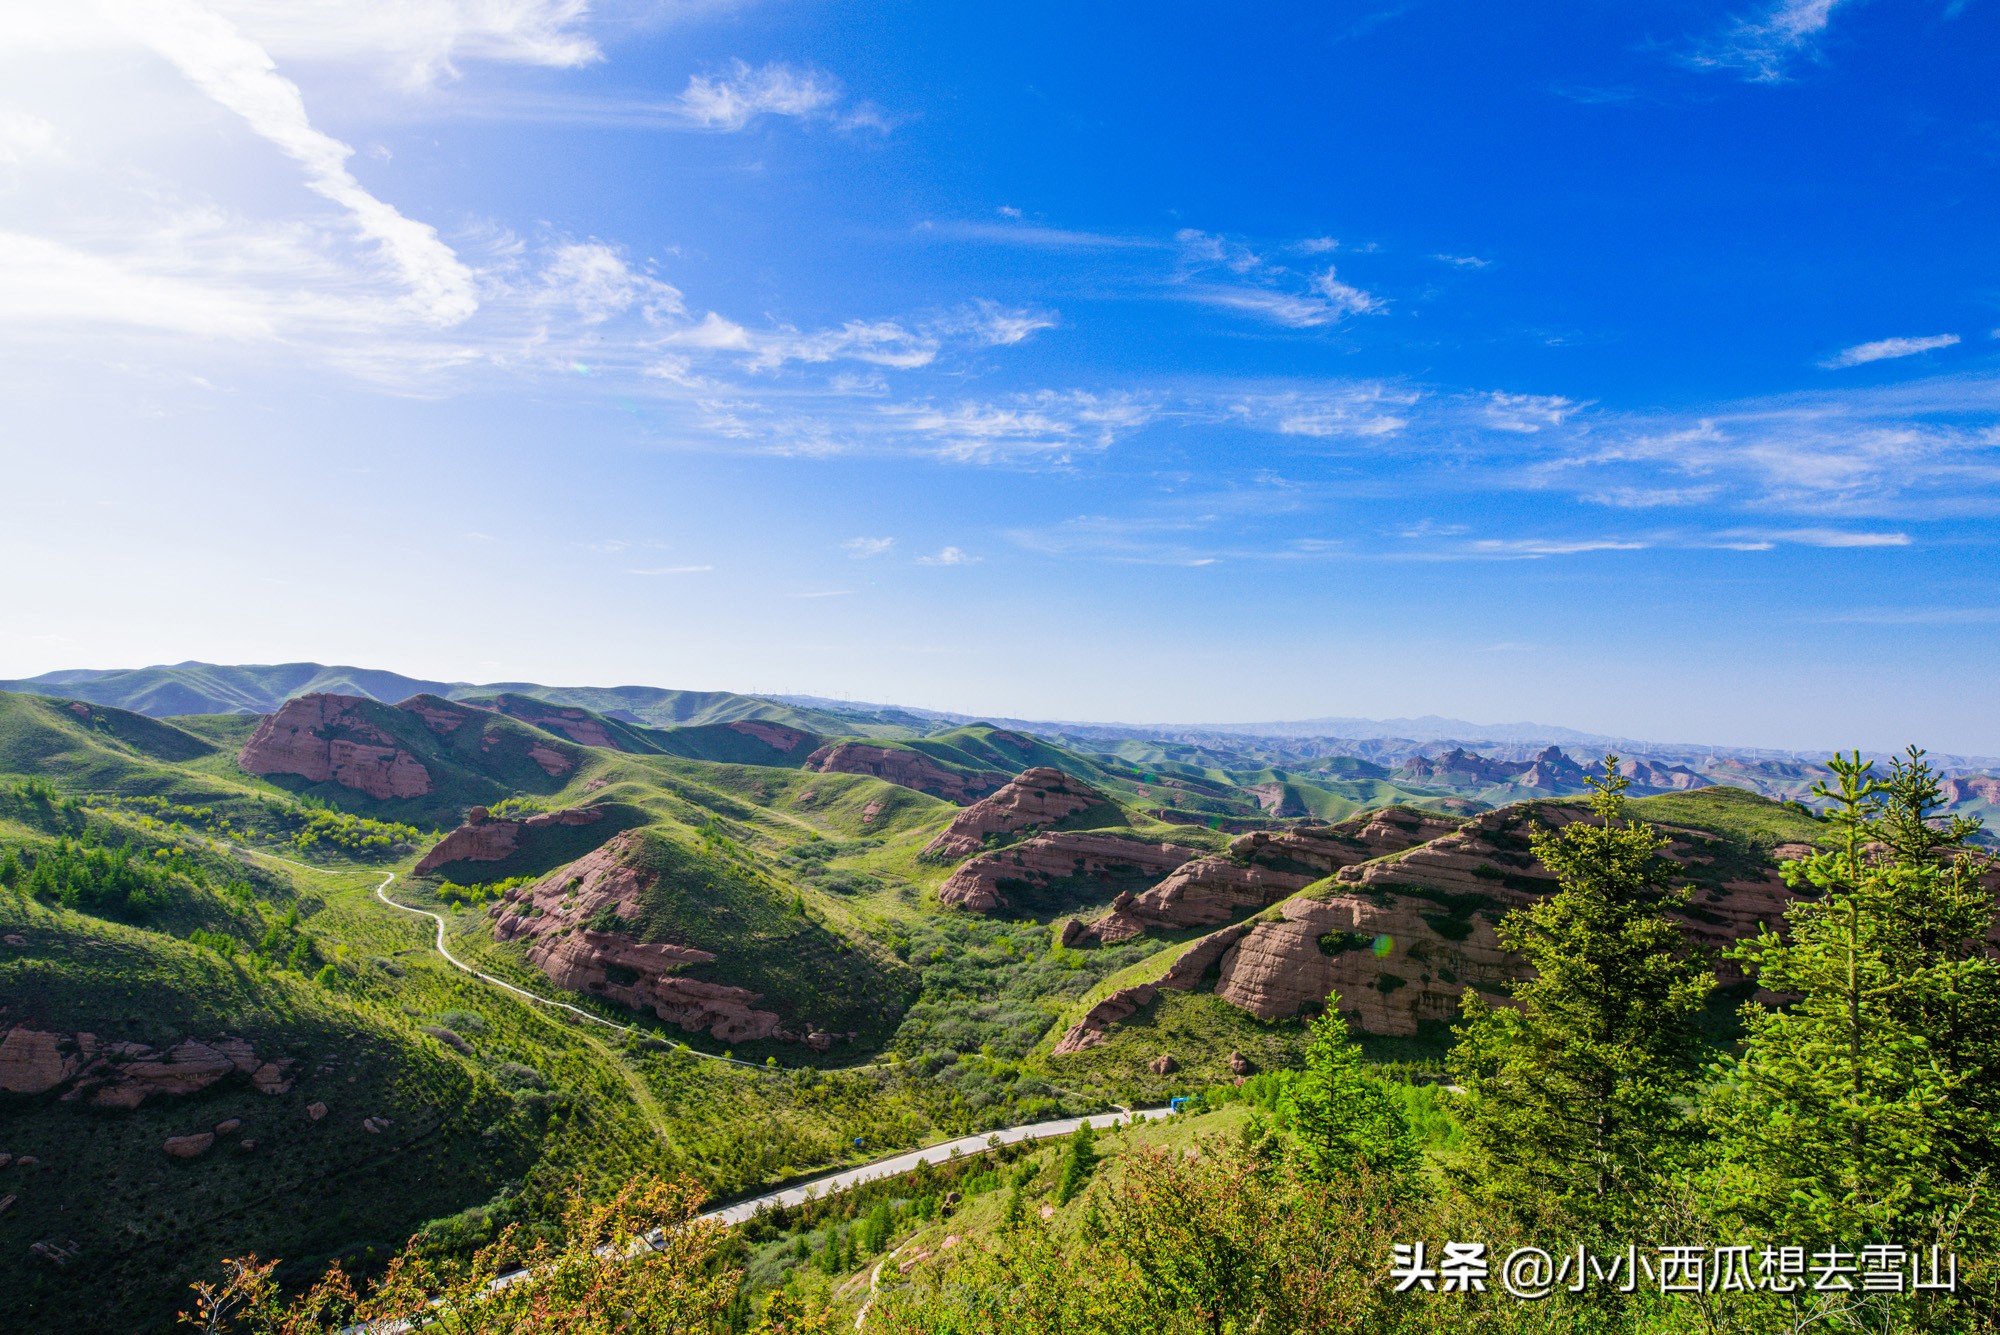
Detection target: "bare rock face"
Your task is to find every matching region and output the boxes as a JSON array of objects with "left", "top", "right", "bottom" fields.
[
  {"left": 307, "top": 1102, "right": 327, "bottom": 1122},
  {"left": 415, "top": 804, "right": 607, "bottom": 876},
  {"left": 527, "top": 745, "right": 574, "bottom": 776},
  {"left": 3, "top": 1028, "right": 292, "bottom": 1107},
  {"left": 938, "top": 833, "right": 1198, "bottom": 913},
  {"left": 214, "top": 1118, "right": 243, "bottom": 1134},
  {"left": 162, "top": 1133, "right": 215, "bottom": 1159},
  {"left": 237, "top": 693, "right": 432, "bottom": 799},
  {"left": 467, "top": 695, "right": 622, "bottom": 749},
  {"left": 804, "top": 742, "right": 1008, "bottom": 805},
  {"left": 0, "top": 1029, "right": 76, "bottom": 1094},
  {"left": 925, "top": 768, "right": 1108, "bottom": 860},
  {"left": 491, "top": 835, "right": 793, "bottom": 1044},
  {"left": 1228, "top": 1051, "right": 1252, "bottom": 1076},
  {"left": 1077, "top": 807, "right": 1463, "bottom": 943},
  {"left": 727, "top": 720, "right": 820, "bottom": 754},
  {"left": 1149, "top": 1054, "right": 1177, "bottom": 1075},
  {"left": 1049, "top": 922, "right": 1255, "bottom": 1055}
]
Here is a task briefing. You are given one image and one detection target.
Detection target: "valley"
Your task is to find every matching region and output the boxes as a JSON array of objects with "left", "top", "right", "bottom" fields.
[{"left": 0, "top": 664, "right": 1987, "bottom": 1331}]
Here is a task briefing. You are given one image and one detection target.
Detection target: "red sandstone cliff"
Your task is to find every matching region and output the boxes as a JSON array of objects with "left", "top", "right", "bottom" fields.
[
  {"left": 237, "top": 694, "right": 432, "bottom": 799},
  {"left": 414, "top": 804, "right": 607, "bottom": 876},
  {"left": 924, "top": 767, "right": 1109, "bottom": 859},
  {"left": 491, "top": 836, "right": 818, "bottom": 1046},
  {"left": 805, "top": 743, "right": 1007, "bottom": 804},
  {"left": 937, "top": 833, "right": 1198, "bottom": 913}
]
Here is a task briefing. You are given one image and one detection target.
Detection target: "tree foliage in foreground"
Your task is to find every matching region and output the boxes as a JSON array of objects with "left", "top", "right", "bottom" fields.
[
  {"left": 1450, "top": 759, "right": 1715, "bottom": 1233},
  {"left": 1704, "top": 748, "right": 2000, "bottom": 1251}
]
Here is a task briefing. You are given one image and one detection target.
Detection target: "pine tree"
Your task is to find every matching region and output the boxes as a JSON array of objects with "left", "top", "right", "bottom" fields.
[
  {"left": 1449, "top": 758, "right": 1713, "bottom": 1231},
  {"left": 1704, "top": 749, "right": 2000, "bottom": 1245},
  {"left": 1277, "top": 1004, "right": 1418, "bottom": 1187},
  {"left": 1055, "top": 1121, "right": 1099, "bottom": 1205},
  {"left": 0, "top": 847, "right": 20, "bottom": 890}
]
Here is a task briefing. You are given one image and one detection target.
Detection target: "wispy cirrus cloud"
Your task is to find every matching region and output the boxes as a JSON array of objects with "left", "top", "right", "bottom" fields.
[
  {"left": 917, "top": 546, "right": 976, "bottom": 565},
  {"left": 1821, "top": 333, "right": 1961, "bottom": 369},
  {"left": 673, "top": 60, "right": 872, "bottom": 131},
  {"left": 1690, "top": 0, "right": 1856, "bottom": 81},
  {"left": 842, "top": 537, "right": 895, "bottom": 559},
  {"left": 1172, "top": 229, "right": 1383, "bottom": 328}
]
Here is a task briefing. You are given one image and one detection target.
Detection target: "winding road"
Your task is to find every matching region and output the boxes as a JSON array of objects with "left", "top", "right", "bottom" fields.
[{"left": 239, "top": 849, "right": 766, "bottom": 1068}]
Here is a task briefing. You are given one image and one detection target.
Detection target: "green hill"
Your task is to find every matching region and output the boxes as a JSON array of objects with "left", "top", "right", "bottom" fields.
[{"left": 0, "top": 662, "right": 872, "bottom": 735}]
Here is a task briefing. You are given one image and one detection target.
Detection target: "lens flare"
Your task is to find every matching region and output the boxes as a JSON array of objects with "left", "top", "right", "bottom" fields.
[{"left": 1372, "top": 933, "right": 1394, "bottom": 957}]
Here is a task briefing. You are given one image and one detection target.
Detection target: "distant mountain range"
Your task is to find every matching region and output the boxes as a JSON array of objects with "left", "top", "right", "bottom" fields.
[{"left": 6, "top": 662, "right": 1997, "bottom": 774}]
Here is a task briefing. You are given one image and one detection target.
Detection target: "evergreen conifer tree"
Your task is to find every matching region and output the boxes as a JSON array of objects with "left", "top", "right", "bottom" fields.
[
  {"left": 1278, "top": 1003, "right": 1418, "bottom": 1187},
  {"left": 1449, "top": 758, "right": 1713, "bottom": 1230},
  {"left": 1704, "top": 749, "right": 2000, "bottom": 1245},
  {"left": 1055, "top": 1120, "right": 1099, "bottom": 1205}
]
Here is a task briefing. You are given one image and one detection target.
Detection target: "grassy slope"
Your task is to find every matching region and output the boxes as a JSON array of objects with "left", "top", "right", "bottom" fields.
[{"left": 0, "top": 896, "right": 538, "bottom": 1335}]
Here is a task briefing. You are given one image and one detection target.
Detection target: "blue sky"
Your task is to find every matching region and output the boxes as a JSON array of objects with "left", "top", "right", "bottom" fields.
[{"left": 2, "top": 0, "right": 1997, "bottom": 753}]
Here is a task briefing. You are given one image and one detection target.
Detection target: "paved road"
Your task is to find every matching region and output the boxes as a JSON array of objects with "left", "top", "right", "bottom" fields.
[
  {"left": 697, "top": 1106, "right": 1176, "bottom": 1226},
  {"left": 235, "top": 848, "right": 766, "bottom": 1069}
]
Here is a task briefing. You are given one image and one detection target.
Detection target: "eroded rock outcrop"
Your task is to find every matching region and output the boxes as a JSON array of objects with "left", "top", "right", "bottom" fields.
[
  {"left": 415, "top": 804, "right": 607, "bottom": 876},
  {"left": 1058, "top": 802, "right": 1820, "bottom": 1046},
  {"left": 925, "top": 768, "right": 1108, "bottom": 860},
  {"left": 805, "top": 743, "right": 1007, "bottom": 804},
  {"left": 238, "top": 694, "right": 431, "bottom": 799},
  {"left": 468, "top": 695, "right": 623, "bottom": 749},
  {"left": 938, "top": 833, "right": 1198, "bottom": 913},
  {"left": 1078, "top": 807, "right": 1464, "bottom": 943},
  {"left": 492, "top": 835, "right": 795, "bottom": 1044},
  {"left": 1050, "top": 921, "right": 1255, "bottom": 1054},
  {"left": 0, "top": 1029, "right": 295, "bottom": 1106}
]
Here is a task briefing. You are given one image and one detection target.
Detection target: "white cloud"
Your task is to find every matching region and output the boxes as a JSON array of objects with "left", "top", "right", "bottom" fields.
[
  {"left": 0, "top": 109, "right": 63, "bottom": 164},
  {"left": 1433, "top": 253, "right": 1490, "bottom": 269},
  {"left": 1484, "top": 391, "right": 1580, "bottom": 433},
  {"left": 1173, "top": 230, "right": 1383, "bottom": 328},
  {"left": 1693, "top": 0, "right": 1855, "bottom": 80},
  {"left": 675, "top": 60, "right": 843, "bottom": 131},
  {"left": 208, "top": 0, "right": 601, "bottom": 85},
  {"left": 625, "top": 564, "right": 713, "bottom": 574},
  {"left": 1226, "top": 387, "right": 1418, "bottom": 440},
  {"left": 110, "top": 0, "right": 478, "bottom": 325},
  {"left": 1582, "top": 485, "right": 1721, "bottom": 508},
  {"left": 537, "top": 243, "right": 683, "bottom": 324},
  {"left": 917, "top": 546, "right": 974, "bottom": 565},
  {"left": 1459, "top": 537, "right": 1650, "bottom": 559},
  {"left": 0, "top": 232, "right": 275, "bottom": 338},
  {"left": 842, "top": 536, "right": 895, "bottom": 559},
  {"left": 1821, "top": 333, "right": 1960, "bottom": 369},
  {"left": 661, "top": 312, "right": 939, "bottom": 371},
  {"left": 889, "top": 390, "right": 1156, "bottom": 463},
  {"left": 931, "top": 300, "right": 1058, "bottom": 347}
]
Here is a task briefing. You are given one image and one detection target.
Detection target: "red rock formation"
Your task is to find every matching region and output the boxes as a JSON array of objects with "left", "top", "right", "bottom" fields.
[
  {"left": 938, "top": 833, "right": 1198, "bottom": 913},
  {"left": 1050, "top": 922, "right": 1255, "bottom": 1054},
  {"left": 0, "top": 1029, "right": 74, "bottom": 1094},
  {"left": 1079, "top": 807, "right": 1464, "bottom": 943},
  {"left": 466, "top": 696, "right": 622, "bottom": 749},
  {"left": 1058, "top": 802, "right": 1820, "bottom": 1045},
  {"left": 527, "top": 744, "right": 575, "bottom": 776},
  {"left": 728, "top": 720, "right": 819, "bottom": 753},
  {"left": 924, "top": 768, "right": 1109, "bottom": 860},
  {"left": 237, "top": 694, "right": 432, "bottom": 799},
  {"left": 1, "top": 1029, "right": 292, "bottom": 1107},
  {"left": 491, "top": 836, "right": 795, "bottom": 1044},
  {"left": 1149, "top": 1054, "right": 1177, "bottom": 1075},
  {"left": 805, "top": 742, "right": 1007, "bottom": 804},
  {"left": 415, "top": 805, "right": 607, "bottom": 876}
]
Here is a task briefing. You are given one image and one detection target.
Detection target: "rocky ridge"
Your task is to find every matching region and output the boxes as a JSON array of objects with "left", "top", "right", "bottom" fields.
[
  {"left": 1053, "top": 800, "right": 1818, "bottom": 1046},
  {"left": 491, "top": 835, "right": 836, "bottom": 1047},
  {"left": 937, "top": 833, "right": 1199, "bottom": 913},
  {"left": 924, "top": 767, "right": 1109, "bottom": 860},
  {"left": 1073, "top": 806, "right": 1465, "bottom": 944},
  {"left": 805, "top": 743, "right": 1007, "bottom": 804},
  {"left": 237, "top": 693, "right": 432, "bottom": 799},
  {"left": 0, "top": 1027, "right": 295, "bottom": 1106},
  {"left": 415, "top": 803, "right": 607, "bottom": 876}
]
